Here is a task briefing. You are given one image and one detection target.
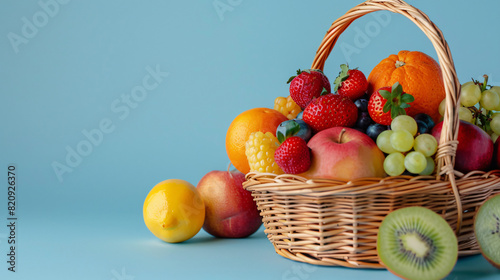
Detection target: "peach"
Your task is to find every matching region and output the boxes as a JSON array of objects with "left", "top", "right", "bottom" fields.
[{"left": 197, "top": 170, "right": 261, "bottom": 238}]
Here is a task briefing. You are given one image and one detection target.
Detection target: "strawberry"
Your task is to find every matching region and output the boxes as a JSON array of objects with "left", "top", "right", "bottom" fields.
[
  {"left": 287, "top": 69, "right": 331, "bottom": 109},
  {"left": 368, "top": 82, "right": 415, "bottom": 125},
  {"left": 302, "top": 93, "right": 358, "bottom": 132},
  {"left": 274, "top": 136, "right": 311, "bottom": 174},
  {"left": 333, "top": 64, "right": 368, "bottom": 100},
  {"left": 367, "top": 90, "right": 393, "bottom": 125}
]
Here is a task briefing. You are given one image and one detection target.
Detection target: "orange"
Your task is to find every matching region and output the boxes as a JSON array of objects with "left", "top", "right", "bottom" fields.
[
  {"left": 367, "top": 50, "right": 445, "bottom": 123},
  {"left": 143, "top": 179, "right": 205, "bottom": 243},
  {"left": 226, "top": 107, "right": 288, "bottom": 174}
]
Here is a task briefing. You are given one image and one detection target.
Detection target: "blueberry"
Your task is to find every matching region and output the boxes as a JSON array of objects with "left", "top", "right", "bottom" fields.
[
  {"left": 354, "top": 98, "right": 369, "bottom": 112},
  {"left": 414, "top": 113, "right": 435, "bottom": 131},
  {"left": 355, "top": 112, "right": 374, "bottom": 130},
  {"left": 276, "top": 119, "right": 312, "bottom": 143},
  {"left": 295, "top": 111, "right": 303, "bottom": 120},
  {"left": 366, "top": 123, "right": 390, "bottom": 142},
  {"left": 416, "top": 120, "right": 429, "bottom": 134}
]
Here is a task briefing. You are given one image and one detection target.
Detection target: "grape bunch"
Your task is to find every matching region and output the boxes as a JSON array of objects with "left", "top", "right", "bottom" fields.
[
  {"left": 439, "top": 75, "right": 500, "bottom": 142},
  {"left": 376, "top": 115, "right": 437, "bottom": 176}
]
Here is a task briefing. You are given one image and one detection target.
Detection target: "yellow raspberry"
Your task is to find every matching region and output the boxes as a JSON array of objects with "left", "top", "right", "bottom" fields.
[
  {"left": 245, "top": 131, "right": 284, "bottom": 174},
  {"left": 274, "top": 96, "right": 301, "bottom": 120}
]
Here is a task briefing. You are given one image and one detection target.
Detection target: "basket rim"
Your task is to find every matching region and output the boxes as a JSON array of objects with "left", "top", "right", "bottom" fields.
[{"left": 244, "top": 170, "right": 500, "bottom": 196}]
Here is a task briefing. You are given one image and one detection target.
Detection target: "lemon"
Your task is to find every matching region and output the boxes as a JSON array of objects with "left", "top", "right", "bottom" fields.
[{"left": 143, "top": 179, "right": 205, "bottom": 243}]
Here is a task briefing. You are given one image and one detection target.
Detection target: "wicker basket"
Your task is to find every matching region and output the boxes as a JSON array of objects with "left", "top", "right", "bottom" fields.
[{"left": 243, "top": 0, "right": 500, "bottom": 269}]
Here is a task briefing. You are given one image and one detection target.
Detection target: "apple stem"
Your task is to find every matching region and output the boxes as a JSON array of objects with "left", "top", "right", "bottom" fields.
[{"left": 339, "top": 128, "right": 346, "bottom": 143}]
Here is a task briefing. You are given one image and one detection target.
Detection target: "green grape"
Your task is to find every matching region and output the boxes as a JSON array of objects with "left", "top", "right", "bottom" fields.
[
  {"left": 480, "top": 89, "right": 500, "bottom": 111},
  {"left": 390, "top": 130, "right": 414, "bottom": 152},
  {"left": 404, "top": 151, "right": 427, "bottom": 174},
  {"left": 419, "top": 157, "right": 436, "bottom": 176},
  {"left": 458, "top": 107, "right": 473, "bottom": 123},
  {"left": 490, "top": 86, "right": 500, "bottom": 94},
  {"left": 438, "top": 99, "right": 446, "bottom": 116},
  {"left": 490, "top": 86, "right": 500, "bottom": 111},
  {"left": 460, "top": 83, "right": 481, "bottom": 107},
  {"left": 376, "top": 130, "right": 397, "bottom": 154},
  {"left": 414, "top": 134, "right": 438, "bottom": 157},
  {"left": 490, "top": 114, "right": 500, "bottom": 135},
  {"left": 391, "top": 115, "right": 418, "bottom": 136},
  {"left": 384, "top": 152, "right": 406, "bottom": 176}
]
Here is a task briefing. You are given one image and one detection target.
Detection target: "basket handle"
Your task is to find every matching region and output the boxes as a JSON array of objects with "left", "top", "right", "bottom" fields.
[{"left": 310, "top": 0, "right": 464, "bottom": 233}]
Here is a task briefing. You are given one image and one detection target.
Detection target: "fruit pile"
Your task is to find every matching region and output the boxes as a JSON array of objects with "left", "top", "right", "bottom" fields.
[
  {"left": 226, "top": 50, "right": 460, "bottom": 180},
  {"left": 141, "top": 48, "right": 500, "bottom": 280},
  {"left": 221, "top": 46, "right": 500, "bottom": 278}
]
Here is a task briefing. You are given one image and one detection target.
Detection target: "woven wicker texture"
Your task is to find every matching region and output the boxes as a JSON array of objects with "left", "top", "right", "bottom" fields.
[{"left": 243, "top": 0, "right": 500, "bottom": 268}]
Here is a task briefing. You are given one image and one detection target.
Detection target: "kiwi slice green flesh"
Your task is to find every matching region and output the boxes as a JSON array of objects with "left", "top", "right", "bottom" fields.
[
  {"left": 377, "top": 206, "right": 458, "bottom": 280},
  {"left": 474, "top": 193, "right": 500, "bottom": 269}
]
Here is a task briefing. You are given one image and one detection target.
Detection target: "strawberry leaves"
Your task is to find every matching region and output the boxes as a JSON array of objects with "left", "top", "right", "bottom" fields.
[
  {"left": 379, "top": 82, "right": 414, "bottom": 119},
  {"left": 333, "top": 64, "right": 350, "bottom": 92},
  {"left": 287, "top": 69, "right": 303, "bottom": 84}
]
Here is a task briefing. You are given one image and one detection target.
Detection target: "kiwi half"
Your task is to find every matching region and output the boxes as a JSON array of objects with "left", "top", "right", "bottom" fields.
[
  {"left": 474, "top": 193, "right": 500, "bottom": 268},
  {"left": 377, "top": 206, "right": 458, "bottom": 280}
]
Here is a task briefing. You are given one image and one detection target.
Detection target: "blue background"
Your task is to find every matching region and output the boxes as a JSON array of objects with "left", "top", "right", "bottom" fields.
[{"left": 1, "top": 0, "right": 500, "bottom": 279}]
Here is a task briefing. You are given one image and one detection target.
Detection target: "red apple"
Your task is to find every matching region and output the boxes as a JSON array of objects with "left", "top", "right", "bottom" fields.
[
  {"left": 302, "top": 127, "right": 385, "bottom": 180},
  {"left": 494, "top": 138, "right": 500, "bottom": 169},
  {"left": 431, "top": 120, "right": 493, "bottom": 173},
  {"left": 196, "top": 170, "right": 261, "bottom": 238}
]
